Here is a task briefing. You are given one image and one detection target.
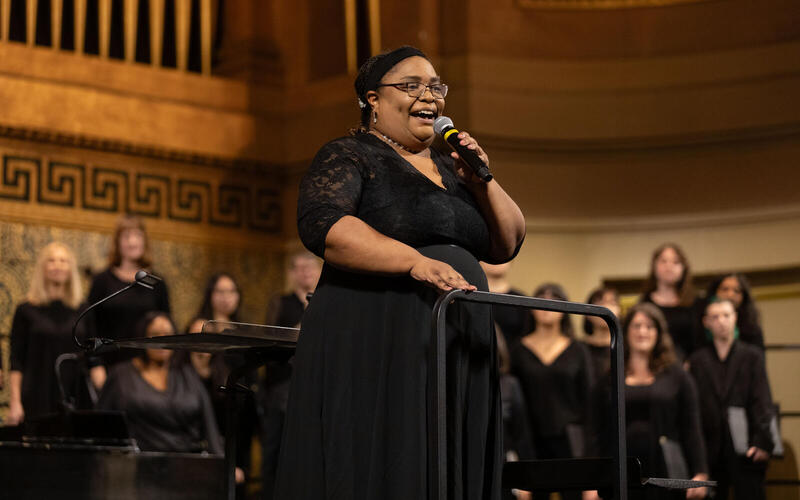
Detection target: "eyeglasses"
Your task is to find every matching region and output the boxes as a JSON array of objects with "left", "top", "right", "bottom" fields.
[{"left": 376, "top": 82, "right": 448, "bottom": 99}]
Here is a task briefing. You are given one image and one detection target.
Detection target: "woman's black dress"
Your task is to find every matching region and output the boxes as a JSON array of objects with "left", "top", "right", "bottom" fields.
[
  {"left": 274, "top": 133, "right": 512, "bottom": 500},
  {"left": 10, "top": 301, "right": 90, "bottom": 418},
  {"left": 590, "top": 364, "right": 709, "bottom": 500},
  {"left": 641, "top": 296, "right": 703, "bottom": 360},
  {"left": 508, "top": 339, "right": 594, "bottom": 500},
  {"left": 88, "top": 268, "right": 170, "bottom": 367}
]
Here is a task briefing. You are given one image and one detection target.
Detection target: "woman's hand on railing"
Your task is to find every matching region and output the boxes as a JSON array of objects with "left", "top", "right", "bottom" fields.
[
  {"left": 685, "top": 473, "right": 708, "bottom": 499},
  {"left": 582, "top": 490, "right": 601, "bottom": 500}
]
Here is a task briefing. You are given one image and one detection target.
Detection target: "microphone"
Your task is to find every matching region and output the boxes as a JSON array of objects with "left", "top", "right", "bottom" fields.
[
  {"left": 72, "top": 270, "right": 163, "bottom": 351},
  {"left": 133, "top": 269, "right": 162, "bottom": 290},
  {"left": 433, "top": 116, "right": 493, "bottom": 182}
]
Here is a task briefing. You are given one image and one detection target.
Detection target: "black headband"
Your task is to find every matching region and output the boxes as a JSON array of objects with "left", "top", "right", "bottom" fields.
[{"left": 359, "top": 46, "right": 427, "bottom": 107}]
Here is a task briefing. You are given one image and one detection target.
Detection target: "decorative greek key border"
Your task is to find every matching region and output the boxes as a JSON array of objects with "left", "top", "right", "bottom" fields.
[{"left": 0, "top": 153, "right": 282, "bottom": 233}]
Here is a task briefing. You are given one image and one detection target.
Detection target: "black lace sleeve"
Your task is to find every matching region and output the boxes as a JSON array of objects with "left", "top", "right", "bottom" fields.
[{"left": 297, "top": 138, "right": 365, "bottom": 257}]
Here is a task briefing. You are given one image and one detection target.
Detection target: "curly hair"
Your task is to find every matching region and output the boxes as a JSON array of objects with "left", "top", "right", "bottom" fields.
[{"left": 623, "top": 302, "right": 677, "bottom": 375}]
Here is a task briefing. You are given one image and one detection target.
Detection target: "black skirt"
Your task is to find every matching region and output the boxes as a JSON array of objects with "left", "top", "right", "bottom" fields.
[{"left": 274, "top": 244, "right": 502, "bottom": 500}]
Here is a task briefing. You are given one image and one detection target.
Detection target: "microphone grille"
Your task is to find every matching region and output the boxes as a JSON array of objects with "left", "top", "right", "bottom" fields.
[{"left": 433, "top": 116, "right": 454, "bottom": 136}]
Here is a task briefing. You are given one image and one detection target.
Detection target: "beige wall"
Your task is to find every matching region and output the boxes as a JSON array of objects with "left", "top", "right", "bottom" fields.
[{"left": 508, "top": 213, "right": 800, "bottom": 303}]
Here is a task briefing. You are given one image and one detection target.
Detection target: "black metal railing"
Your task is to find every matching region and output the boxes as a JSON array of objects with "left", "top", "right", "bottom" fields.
[{"left": 430, "top": 290, "right": 627, "bottom": 500}]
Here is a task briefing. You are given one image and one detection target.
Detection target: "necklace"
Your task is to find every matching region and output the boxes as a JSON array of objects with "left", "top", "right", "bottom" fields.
[{"left": 375, "top": 131, "right": 421, "bottom": 154}]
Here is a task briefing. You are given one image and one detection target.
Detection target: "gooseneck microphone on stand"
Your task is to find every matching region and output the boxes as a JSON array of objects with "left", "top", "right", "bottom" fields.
[
  {"left": 72, "top": 270, "right": 163, "bottom": 351},
  {"left": 433, "top": 116, "right": 493, "bottom": 182}
]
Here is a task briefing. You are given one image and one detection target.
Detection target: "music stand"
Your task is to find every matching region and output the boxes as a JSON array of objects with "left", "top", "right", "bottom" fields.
[{"left": 100, "top": 320, "right": 298, "bottom": 500}]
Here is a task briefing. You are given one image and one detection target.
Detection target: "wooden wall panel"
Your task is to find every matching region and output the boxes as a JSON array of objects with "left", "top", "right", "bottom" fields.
[
  {"left": 307, "top": 0, "right": 347, "bottom": 80},
  {"left": 467, "top": 0, "right": 800, "bottom": 59}
]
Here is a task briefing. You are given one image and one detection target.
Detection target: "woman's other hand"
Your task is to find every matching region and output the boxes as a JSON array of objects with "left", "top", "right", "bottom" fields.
[
  {"left": 7, "top": 400, "right": 24, "bottom": 425},
  {"left": 410, "top": 257, "right": 476, "bottom": 292},
  {"left": 90, "top": 365, "right": 107, "bottom": 389},
  {"left": 235, "top": 467, "right": 246, "bottom": 484},
  {"left": 747, "top": 446, "right": 770, "bottom": 462}
]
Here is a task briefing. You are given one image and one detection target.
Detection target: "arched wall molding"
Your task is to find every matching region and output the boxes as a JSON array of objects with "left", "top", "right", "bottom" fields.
[
  {"left": 524, "top": 203, "right": 800, "bottom": 234},
  {"left": 480, "top": 122, "right": 800, "bottom": 153},
  {"left": 441, "top": 40, "right": 800, "bottom": 143}
]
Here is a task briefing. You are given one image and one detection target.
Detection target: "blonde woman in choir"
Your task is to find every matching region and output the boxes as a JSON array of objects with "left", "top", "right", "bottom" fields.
[{"left": 8, "top": 242, "right": 89, "bottom": 424}]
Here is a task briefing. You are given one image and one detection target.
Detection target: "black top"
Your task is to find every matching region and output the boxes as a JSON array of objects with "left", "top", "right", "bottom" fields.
[
  {"left": 626, "top": 383, "right": 657, "bottom": 470},
  {"left": 688, "top": 341, "right": 773, "bottom": 468},
  {"left": 268, "top": 293, "right": 305, "bottom": 329},
  {"left": 509, "top": 339, "right": 594, "bottom": 440},
  {"left": 642, "top": 296, "right": 703, "bottom": 360},
  {"left": 88, "top": 268, "right": 170, "bottom": 366},
  {"left": 10, "top": 301, "right": 90, "bottom": 419},
  {"left": 97, "top": 361, "right": 223, "bottom": 455},
  {"left": 500, "top": 373, "right": 535, "bottom": 460},
  {"left": 261, "top": 293, "right": 303, "bottom": 402},
  {"left": 736, "top": 318, "right": 765, "bottom": 350},
  {"left": 297, "top": 134, "right": 493, "bottom": 261},
  {"left": 493, "top": 288, "right": 533, "bottom": 342},
  {"left": 583, "top": 341, "right": 611, "bottom": 384},
  {"left": 275, "top": 134, "right": 509, "bottom": 500},
  {"left": 590, "top": 364, "right": 709, "bottom": 479}
]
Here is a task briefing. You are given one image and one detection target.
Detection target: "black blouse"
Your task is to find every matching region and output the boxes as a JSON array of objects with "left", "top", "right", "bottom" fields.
[
  {"left": 500, "top": 373, "right": 535, "bottom": 460},
  {"left": 493, "top": 288, "right": 533, "bottom": 342},
  {"left": 297, "top": 133, "right": 494, "bottom": 261},
  {"left": 509, "top": 339, "right": 594, "bottom": 439},
  {"left": 88, "top": 268, "right": 170, "bottom": 365},
  {"left": 583, "top": 341, "right": 611, "bottom": 384},
  {"left": 642, "top": 296, "right": 703, "bottom": 360},
  {"left": 97, "top": 361, "right": 223, "bottom": 455},
  {"left": 268, "top": 293, "right": 305, "bottom": 328},
  {"left": 590, "top": 364, "right": 709, "bottom": 478},
  {"left": 10, "top": 301, "right": 89, "bottom": 419}
]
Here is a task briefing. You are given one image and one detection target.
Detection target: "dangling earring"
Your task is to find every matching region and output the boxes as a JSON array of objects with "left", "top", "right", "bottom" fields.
[{"left": 373, "top": 112, "right": 378, "bottom": 124}]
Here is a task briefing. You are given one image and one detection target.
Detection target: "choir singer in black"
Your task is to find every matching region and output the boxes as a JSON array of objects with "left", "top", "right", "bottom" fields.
[
  {"left": 273, "top": 45, "right": 526, "bottom": 500},
  {"left": 688, "top": 298, "right": 774, "bottom": 500}
]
